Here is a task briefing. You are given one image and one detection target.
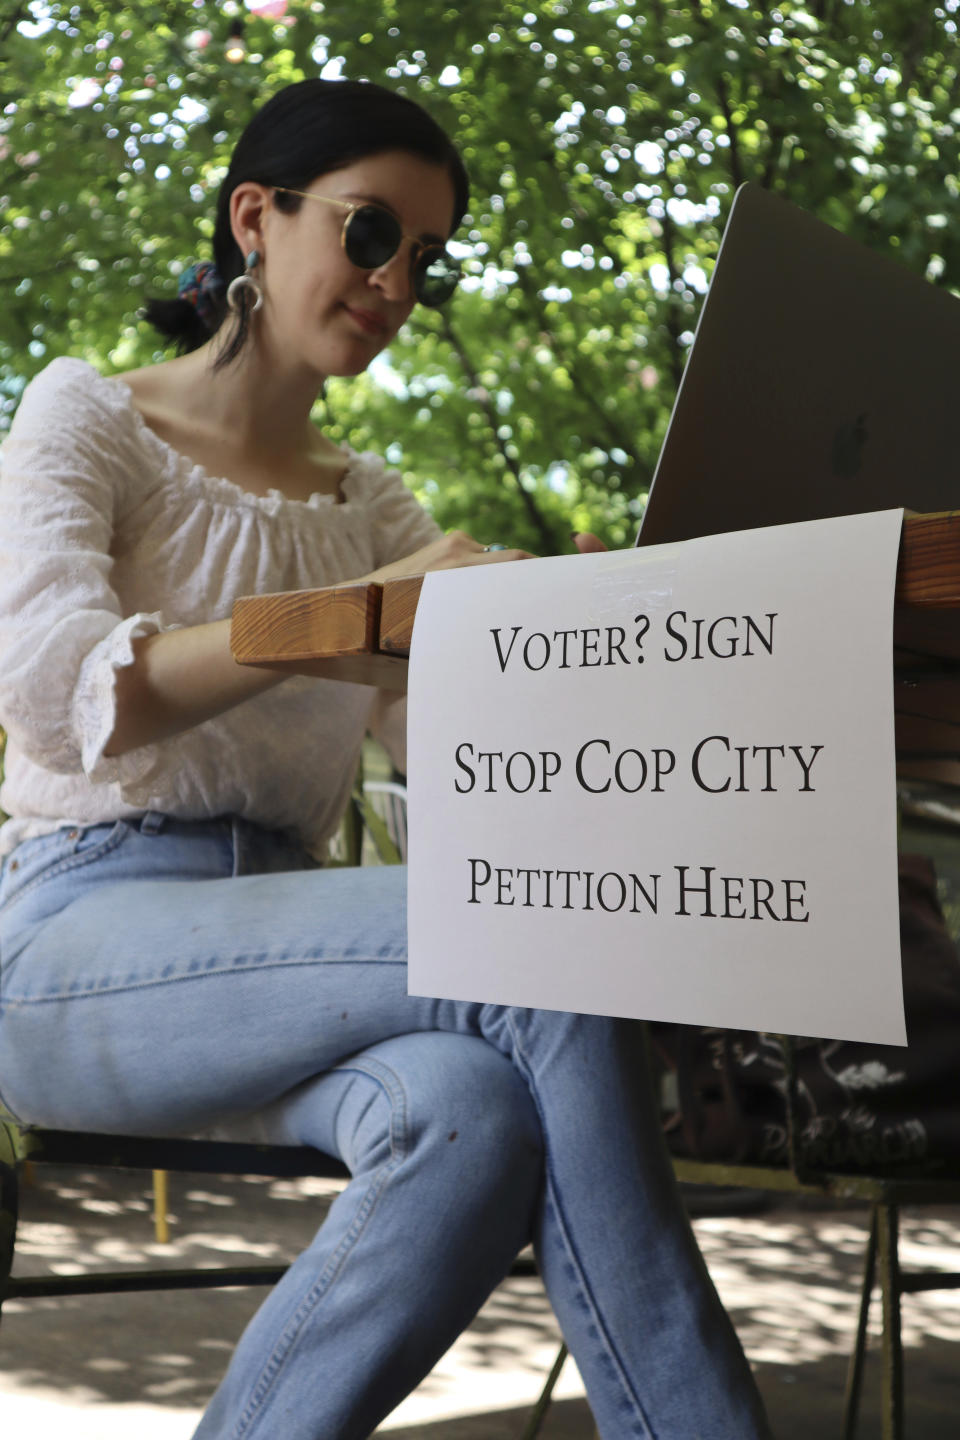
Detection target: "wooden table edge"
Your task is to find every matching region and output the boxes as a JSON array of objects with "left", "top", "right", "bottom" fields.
[
  {"left": 228, "top": 513, "right": 960, "bottom": 676},
  {"left": 897, "top": 512, "right": 960, "bottom": 607}
]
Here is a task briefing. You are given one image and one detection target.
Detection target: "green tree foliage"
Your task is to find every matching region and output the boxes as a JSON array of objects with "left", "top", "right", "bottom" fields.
[{"left": 0, "top": 1, "right": 957, "bottom": 550}]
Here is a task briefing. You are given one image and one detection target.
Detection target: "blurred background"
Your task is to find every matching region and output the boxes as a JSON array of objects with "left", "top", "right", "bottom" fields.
[{"left": 0, "top": 0, "right": 955, "bottom": 553}]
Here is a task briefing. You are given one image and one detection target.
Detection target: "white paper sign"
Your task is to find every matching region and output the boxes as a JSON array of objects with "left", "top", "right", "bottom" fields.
[{"left": 407, "top": 512, "right": 906, "bottom": 1045}]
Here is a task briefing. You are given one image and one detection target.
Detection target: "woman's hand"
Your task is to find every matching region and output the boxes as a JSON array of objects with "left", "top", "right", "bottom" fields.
[
  {"left": 362, "top": 530, "right": 534, "bottom": 584},
  {"left": 572, "top": 531, "right": 608, "bottom": 554}
]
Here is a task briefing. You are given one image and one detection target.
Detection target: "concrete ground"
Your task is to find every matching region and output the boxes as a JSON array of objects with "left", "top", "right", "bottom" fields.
[{"left": 2, "top": 1164, "right": 960, "bottom": 1438}]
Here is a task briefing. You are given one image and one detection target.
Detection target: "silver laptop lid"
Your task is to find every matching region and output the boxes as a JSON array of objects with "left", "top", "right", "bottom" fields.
[{"left": 637, "top": 183, "right": 960, "bottom": 547}]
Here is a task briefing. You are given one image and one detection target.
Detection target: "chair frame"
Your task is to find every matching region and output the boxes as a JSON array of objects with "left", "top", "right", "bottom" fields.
[
  {"left": 0, "top": 1114, "right": 553, "bottom": 1440},
  {"left": 7, "top": 1057, "right": 960, "bottom": 1439},
  {"left": 672, "top": 1033, "right": 960, "bottom": 1440},
  {"left": 1, "top": 1121, "right": 351, "bottom": 1300}
]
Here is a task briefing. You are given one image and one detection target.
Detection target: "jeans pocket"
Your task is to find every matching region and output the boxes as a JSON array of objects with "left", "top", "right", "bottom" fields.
[{"left": 0, "top": 821, "right": 132, "bottom": 913}]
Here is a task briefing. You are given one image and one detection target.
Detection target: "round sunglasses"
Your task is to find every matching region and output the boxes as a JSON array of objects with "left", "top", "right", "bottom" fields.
[{"left": 273, "top": 186, "right": 460, "bottom": 308}]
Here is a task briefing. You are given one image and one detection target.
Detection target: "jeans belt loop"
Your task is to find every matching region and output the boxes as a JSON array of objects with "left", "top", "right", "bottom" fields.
[{"left": 139, "top": 811, "right": 167, "bottom": 836}]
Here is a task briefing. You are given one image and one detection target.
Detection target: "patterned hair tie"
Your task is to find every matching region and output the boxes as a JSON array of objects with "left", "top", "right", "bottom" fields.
[{"left": 177, "top": 261, "right": 224, "bottom": 329}]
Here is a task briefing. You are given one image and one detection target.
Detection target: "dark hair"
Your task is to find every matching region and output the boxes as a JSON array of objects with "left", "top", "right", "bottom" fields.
[{"left": 142, "top": 78, "right": 469, "bottom": 363}]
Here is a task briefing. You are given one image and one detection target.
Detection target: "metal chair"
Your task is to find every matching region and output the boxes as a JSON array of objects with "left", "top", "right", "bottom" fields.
[
  {"left": 0, "top": 1107, "right": 561, "bottom": 1438},
  {"left": 672, "top": 1035, "right": 960, "bottom": 1440},
  {"left": 360, "top": 777, "right": 408, "bottom": 863}
]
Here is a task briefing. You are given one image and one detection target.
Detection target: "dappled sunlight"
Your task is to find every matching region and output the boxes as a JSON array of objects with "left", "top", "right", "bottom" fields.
[
  {"left": 694, "top": 1206, "right": 960, "bottom": 1367},
  {"left": 180, "top": 1232, "right": 286, "bottom": 1259},
  {"left": 4, "top": 1163, "right": 581, "bottom": 1431},
  {"left": 182, "top": 1188, "right": 237, "bottom": 1207},
  {"left": 5, "top": 1168, "right": 960, "bottom": 1436},
  {"left": 377, "top": 1275, "right": 580, "bottom": 1431},
  {"left": 266, "top": 1174, "right": 341, "bottom": 1200},
  {"left": 9, "top": 1165, "right": 342, "bottom": 1280}
]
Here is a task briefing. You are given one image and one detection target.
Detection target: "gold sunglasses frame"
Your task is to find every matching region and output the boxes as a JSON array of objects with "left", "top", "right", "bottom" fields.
[{"left": 271, "top": 186, "right": 459, "bottom": 304}]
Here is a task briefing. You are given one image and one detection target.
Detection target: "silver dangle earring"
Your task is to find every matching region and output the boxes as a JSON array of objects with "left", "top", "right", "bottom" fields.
[{"left": 226, "top": 248, "right": 263, "bottom": 314}]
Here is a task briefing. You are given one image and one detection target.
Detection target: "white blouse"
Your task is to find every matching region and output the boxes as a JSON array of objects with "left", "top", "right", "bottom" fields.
[{"left": 0, "top": 357, "right": 440, "bottom": 856}]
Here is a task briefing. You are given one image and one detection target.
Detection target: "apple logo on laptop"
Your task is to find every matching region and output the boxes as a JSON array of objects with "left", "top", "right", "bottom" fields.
[{"left": 832, "top": 412, "right": 869, "bottom": 478}]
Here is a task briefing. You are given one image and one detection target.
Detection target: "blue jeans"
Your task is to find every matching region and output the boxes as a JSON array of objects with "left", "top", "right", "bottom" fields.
[{"left": 0, "top": 815, "right": 771, "bottom": 1440}]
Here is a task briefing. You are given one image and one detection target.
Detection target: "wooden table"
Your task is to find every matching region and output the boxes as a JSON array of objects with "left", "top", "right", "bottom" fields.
[{"left": 230, "top": 512, "right": 960, "bottom": 769}]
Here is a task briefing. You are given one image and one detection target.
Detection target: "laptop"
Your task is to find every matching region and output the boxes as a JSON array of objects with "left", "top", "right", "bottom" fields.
[{"left": 637, "top": 182, "right": 960, "bottom": 547}]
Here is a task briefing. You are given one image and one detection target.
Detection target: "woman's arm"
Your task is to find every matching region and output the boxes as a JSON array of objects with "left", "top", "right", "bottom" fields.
[
  {"left": 104, "top": 531, "right": 534, "bottom": 758},
  {"left": 104, "top": 621, "right": 284, "bottom": 756}
]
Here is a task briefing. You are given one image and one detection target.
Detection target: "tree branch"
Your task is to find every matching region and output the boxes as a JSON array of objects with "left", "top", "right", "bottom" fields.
[
  {"left": 712, "top": 72, "right": 745, "bottom": 190},
  {"left": 688, "top": 0, "right": 746, "bottom": 188},
  {"left": 438, "top": 313, "right": 560, "bottom": 552},
  {"left": 659, "top": 208, "right": 686, "bottom": 394},
  {"left": 510, "top": 265, "right": 651, "bottom": 485},
  {"left": 0, "top": 2, "right": 31, "bottom": 55}
]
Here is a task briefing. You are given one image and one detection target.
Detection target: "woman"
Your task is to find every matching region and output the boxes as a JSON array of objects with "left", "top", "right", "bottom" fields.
[{"left": 0, "top": 79, "right": 772, "bottom": 1439}]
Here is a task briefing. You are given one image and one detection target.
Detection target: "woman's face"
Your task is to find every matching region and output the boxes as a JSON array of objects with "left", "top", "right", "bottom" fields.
[{"left": 253, "top": 149, "right": 458, "bottom": 379}]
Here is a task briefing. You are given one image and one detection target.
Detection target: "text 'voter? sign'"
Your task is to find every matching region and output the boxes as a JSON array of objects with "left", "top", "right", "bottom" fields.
[{"left": 407, "top": 511, "right": 905, "bottom": 1045}]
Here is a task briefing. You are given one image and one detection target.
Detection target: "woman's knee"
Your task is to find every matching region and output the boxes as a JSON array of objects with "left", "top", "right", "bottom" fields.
[{"left": 337, "top": 1032, "right": 543, "bottom": 1199}]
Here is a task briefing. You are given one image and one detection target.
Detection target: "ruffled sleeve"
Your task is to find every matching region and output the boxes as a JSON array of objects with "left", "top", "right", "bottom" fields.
[
  {"left": 0, "top": 359, "right": 176, "bottom": 788},
  {"left": 350, "top": 450, "right": 442, "bottom": 569}
]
